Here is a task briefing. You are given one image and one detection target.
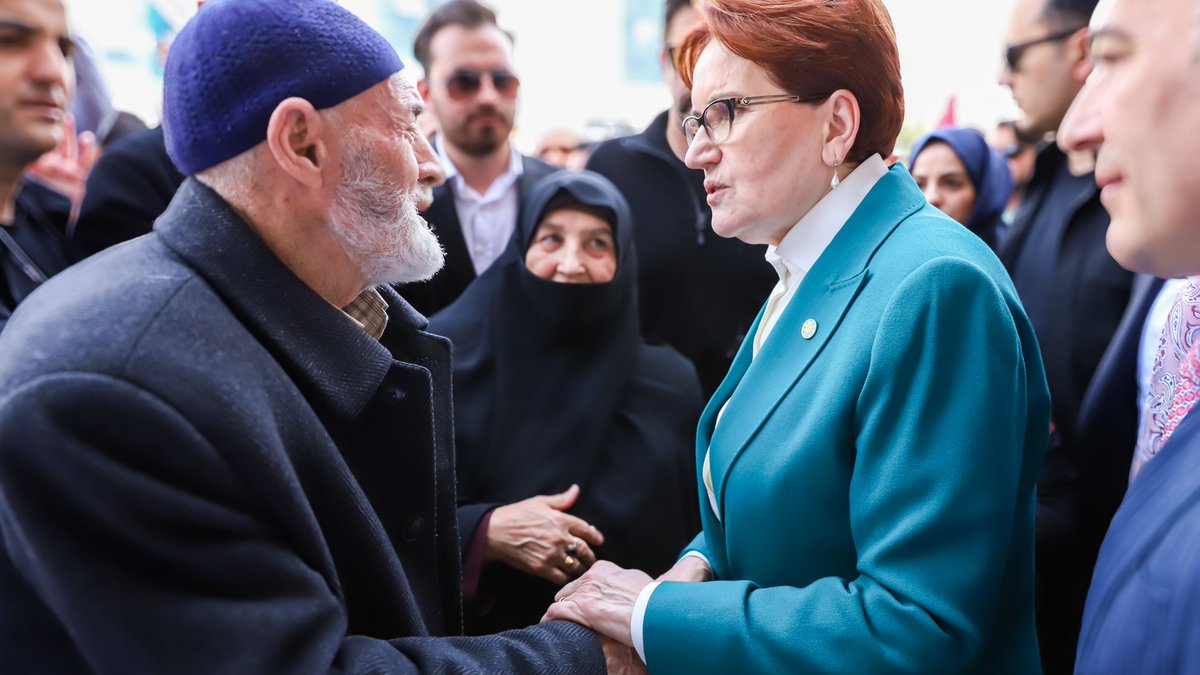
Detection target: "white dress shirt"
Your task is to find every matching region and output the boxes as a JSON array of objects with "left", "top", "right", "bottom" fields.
[
  {"left": 436, "top": 137, "right": 524, "bottom": 275},
  {"left": 631, "top": 154, "right": 888, "bottom": 664}
]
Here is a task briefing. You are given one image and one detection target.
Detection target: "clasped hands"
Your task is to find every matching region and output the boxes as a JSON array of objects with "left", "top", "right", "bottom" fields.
[{"left": 542, "top": 553, "right": 712, "bottom": 674}]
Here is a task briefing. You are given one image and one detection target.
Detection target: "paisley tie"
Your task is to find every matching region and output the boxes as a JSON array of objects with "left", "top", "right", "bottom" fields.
[{"left": 1131, "top": 279, "right": 1200, "bottom": 481}]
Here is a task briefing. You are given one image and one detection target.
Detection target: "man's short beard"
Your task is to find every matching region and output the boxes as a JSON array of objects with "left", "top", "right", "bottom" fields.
[
  {"left": 329, "top": 136, "right": 445, "bottom": 288},
  {"left": 444, "top": 106, "right": 511, "bottom": 157}
]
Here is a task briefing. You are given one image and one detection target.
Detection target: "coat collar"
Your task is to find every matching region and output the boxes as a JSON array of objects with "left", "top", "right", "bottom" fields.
[
  {"left": 155, "top": 178, "right": 422, "bottom": 422},
  {"left": 618, "top": 110, "right": 676, "bottom": 165},
  {"left": 700, "top": 164, "right": 927, "bottom": 517}
]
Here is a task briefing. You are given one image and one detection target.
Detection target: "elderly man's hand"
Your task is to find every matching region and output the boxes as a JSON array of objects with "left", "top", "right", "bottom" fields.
[
  {"left": 542, "top": 560, "right": 653, "bottom": 646},
  {"left": 486, "top": 484, "right": 604, "bottom": 585}
]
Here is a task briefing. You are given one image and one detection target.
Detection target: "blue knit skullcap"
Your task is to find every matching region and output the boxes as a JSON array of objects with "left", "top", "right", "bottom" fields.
[{"left": 163, "top": 0, "right": 404, "bottom": 175}]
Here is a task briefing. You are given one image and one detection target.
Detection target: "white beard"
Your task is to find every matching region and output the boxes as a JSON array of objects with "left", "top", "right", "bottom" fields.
[{"left": 329, "top": 142, "right": 445, "bottom": 287}]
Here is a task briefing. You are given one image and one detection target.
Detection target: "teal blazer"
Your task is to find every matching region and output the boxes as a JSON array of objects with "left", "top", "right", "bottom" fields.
[{"left": 643, "top": 165, "right": 1049, "bottom": 674}]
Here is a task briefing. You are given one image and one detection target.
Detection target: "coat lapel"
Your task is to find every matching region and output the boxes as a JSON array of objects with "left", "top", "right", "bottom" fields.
[
  {"left": 1082, "top": 407, "right": 1200, "bottom": 633},
  {"left": 706, "top": 166, "right": 926, "bottom": 518}
]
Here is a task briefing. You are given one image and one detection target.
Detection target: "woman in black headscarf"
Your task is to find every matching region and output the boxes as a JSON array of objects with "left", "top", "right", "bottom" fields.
[{"left": 430, "top": 171, "right": 703, "bottom": 634}]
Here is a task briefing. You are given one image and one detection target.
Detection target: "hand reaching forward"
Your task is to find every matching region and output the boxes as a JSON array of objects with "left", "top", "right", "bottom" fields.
[{"left": 486, "top": 484, "right": 605, "bottom": 585}]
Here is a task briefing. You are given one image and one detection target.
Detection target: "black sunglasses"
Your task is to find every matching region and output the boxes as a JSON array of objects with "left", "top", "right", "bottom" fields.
[
  {"left": 1004, "top": 26, "right": 1086, "bottom": 71},
  {"left": 445, "top": 69, "right": 521, "bottom": 101}
]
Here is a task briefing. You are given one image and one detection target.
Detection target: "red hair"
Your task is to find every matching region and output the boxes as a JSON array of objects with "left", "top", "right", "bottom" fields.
[{"left": 678, "top": 0, "right": 905, "bottom": 164}]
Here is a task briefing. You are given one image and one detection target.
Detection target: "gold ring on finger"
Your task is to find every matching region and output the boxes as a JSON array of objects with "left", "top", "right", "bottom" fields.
[{"left": 563, "top": 555, "right": 576, "bottom": 568}]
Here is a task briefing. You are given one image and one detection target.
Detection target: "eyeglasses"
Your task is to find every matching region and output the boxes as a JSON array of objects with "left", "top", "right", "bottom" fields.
[
  {"left": 1003, "top": 26, "right": 1086, "bottom": 71},
  {"left": 682, "top": 94, "right": 827, "bottom": 146},
  {"left": 444, "top": 69, "right": 520, "bottom": 101}
]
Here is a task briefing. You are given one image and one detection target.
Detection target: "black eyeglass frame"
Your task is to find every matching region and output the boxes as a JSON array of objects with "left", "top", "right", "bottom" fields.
[
  {"left": 444, "top": 69, "right": 521, "bottom": 100},
  {"left": 682, "top": 94, "right": 829, "bottom": 146},
  {"left": 1003, "top": 25, "right": 1086, "bottom": 71}
]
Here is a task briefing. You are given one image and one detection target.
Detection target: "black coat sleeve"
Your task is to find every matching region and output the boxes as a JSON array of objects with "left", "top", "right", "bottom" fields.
[
  {"left": 0, "top": 373, "right": 604, "bottom": 674},
  {"left": 71, "top": 128, "right": 184, "bottom": 258}
]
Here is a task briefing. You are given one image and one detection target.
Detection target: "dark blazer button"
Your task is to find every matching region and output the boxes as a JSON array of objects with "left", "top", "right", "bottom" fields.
[
  {"left": 402, "top": 516, "right": 425, "bottom": 542},
  {"left": 382, "top": 386, "right": 406, "bottom": 405}
]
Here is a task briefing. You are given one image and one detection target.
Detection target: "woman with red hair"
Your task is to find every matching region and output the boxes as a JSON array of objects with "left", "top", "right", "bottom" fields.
[{"left": 547, "top": 1, "right": 1048, "bottom": 672}]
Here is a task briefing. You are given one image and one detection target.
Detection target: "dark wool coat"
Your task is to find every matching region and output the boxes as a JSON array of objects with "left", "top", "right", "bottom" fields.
[
  {"left": 999, "top": 141, "right": 1134, "bottom": 675},
  {"left": 0, "top": 179, "right": 604, "bottom": 674},
  {"left": 70, "top": 126, "right": 185, "bottom": 258}
]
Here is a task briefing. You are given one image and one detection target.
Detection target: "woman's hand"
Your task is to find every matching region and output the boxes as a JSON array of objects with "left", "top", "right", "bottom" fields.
[
  {"left": 542, "top": 560, "right": 652, "bottom": 647},
  {"left": 655, "top": 555, "right": 713, "bottom": 583},
  {"left": 486, "top": 484, "right": 605, "bottom": 585}
]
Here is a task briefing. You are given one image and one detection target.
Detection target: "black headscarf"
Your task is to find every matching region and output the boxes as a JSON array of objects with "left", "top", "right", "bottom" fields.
[{"left": 430, "top": 171, "right": 701, "bottom": 632}]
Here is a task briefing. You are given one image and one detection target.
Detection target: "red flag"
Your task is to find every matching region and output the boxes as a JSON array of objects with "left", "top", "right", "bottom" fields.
[{"left": 937, "top": 95, "right": 957, "bottom": 128}]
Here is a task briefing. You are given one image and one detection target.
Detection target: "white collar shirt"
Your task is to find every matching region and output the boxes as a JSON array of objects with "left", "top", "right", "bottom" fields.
[{"left": 436, "top": 137, "right": 524, "bottom": 275}]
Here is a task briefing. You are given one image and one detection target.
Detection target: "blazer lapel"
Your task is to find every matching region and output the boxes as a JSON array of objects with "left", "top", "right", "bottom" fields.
[
  {"left": 706, "top": 166, "right": 926, "bottom": 518},
  {"left": 1081, "top": 407, "right": 1200, "bottom": 645}
]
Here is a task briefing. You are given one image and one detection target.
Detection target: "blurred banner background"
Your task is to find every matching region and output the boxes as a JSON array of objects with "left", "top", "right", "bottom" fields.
[{"left": 65, "top": 0, "right": 1020, "bottom": 153}]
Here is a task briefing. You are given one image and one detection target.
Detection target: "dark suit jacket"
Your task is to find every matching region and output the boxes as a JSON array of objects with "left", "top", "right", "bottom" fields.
[
  {"left": 1000, "top": 142, "right": 1133, "bottom": 675},
  {"left": 0, "top": 179, "right": 603, "bottom": 673},
  {"left": 1076, "top": 274, "right": 1165, "bottom": 563},
  {"left": 397, "top": 154, "right": 558, "bottom": 317},
  {"left": 1075, "top": 405, "right": 1200, "bottom": 674},
  {"left": 70, "top": 126, "right": 185, "bottom": 257}
]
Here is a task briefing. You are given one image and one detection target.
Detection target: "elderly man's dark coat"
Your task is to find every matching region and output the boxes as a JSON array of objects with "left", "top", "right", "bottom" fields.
[{"left": 0, "top": 179, "right": 604, "bottom": 673}]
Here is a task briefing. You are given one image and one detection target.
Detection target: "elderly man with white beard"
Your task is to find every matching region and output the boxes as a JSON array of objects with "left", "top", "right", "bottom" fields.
[{"left": 0, "top": 0, "right": 612, "bottom": 672}]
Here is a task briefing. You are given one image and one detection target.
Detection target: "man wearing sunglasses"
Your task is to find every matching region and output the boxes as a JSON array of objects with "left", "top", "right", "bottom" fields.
[
  {"left": 401, "top": 0, "right": 557, "bottom": 317},
  {"left": 999, "top": 1, "right": 1134, "bottom": 673},
  {"left": 585, "top": 0, "right": 776, "bottom": 399}
]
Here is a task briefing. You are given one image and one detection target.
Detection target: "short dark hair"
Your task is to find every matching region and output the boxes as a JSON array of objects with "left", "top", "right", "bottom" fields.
[
  {"left": 664, "top": 0, "right": 694, "bottom": 43},
  {"left": 1038, "top": 0, "right": 1099, "bottom": 28},
  {"left": 412, "top": 0, "right": 510, "bottom": 73}
]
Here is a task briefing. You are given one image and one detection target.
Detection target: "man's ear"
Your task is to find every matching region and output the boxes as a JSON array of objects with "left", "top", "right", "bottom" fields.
[
  {"left": 1068, "top": 28, "right": 1095, "bottom": 83},
  {"left": 821, "top": 89, "right": 861, "bottom": 168},
  {"left": 265, "top": 98, "right": 328, "bottom": 189},
  {"left": 417, "top": 78, "right": 433, "bottom": 105}
]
